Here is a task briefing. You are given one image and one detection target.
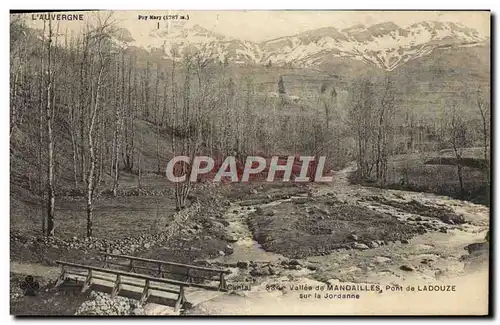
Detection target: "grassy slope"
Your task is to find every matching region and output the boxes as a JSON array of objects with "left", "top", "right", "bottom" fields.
[
  {"left": 10, "top": 118, "right": 178, "bottom": 239},
  {"left": 351, "top": 148, "right": 489, "bottom": 205}
]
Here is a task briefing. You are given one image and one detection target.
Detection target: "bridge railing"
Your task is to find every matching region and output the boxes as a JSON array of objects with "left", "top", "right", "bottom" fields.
[
  {"left": 55, "top": 260, "right": 189, "bottom": 310},
  {"left": 99, "top": 252, "right": 230, "bottom": 291}
]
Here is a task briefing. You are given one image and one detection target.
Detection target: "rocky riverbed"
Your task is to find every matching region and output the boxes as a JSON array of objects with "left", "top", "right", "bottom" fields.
[
  {"left": 184, "top": 164, "right": 489, "bottom": 315},
  {"left": 10, "top": 164, "right": 490, "bottom": 315}
]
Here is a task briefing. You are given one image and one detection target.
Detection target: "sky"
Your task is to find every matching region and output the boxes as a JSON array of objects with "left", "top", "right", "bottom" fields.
[{"left": 19, "top": 10, "right": 490, "bottom": 43}]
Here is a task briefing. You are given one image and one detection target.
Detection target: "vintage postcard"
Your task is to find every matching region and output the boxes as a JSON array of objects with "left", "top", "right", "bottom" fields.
[{"left": 9, "top": 10, "right": 490, "bottom": 316}]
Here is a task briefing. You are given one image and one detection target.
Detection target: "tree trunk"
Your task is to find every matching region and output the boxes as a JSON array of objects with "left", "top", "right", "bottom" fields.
[
  {"left": 86, "top": 59, "right": 104, "bottom": 237},
  {"left": 45, "top": 21, "right": 55, "bottom": 237},
  {"left": 38, "top": 21, "right": 46, "bottom": 236},
  {"left": 456, "top": 164, "right": 465, "bottom": 197}
]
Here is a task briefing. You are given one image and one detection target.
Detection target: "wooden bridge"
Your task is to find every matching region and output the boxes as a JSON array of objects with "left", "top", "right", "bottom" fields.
[{"left": 55, "top": 254, "right": 230, "bottom": 311}]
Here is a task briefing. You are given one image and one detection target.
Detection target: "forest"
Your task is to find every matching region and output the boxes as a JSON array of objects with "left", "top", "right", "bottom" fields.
[{"left": 10, "top": 13, "right": 490, "bottom": 240}]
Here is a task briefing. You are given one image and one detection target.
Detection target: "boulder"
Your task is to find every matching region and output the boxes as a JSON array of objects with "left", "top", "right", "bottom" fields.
[
  {"left": 400, "top": 265, "right": 414, "bottom": 272},
  {"left": 225, "top": 244, "right": 234, "bottom": 255},
  {"left": 224, "top": 233, "right": 238, "bottom": 243},
  {"left": 291, "top": 197, "right": 309, "bottom": 204},
  {"left": 441, "top": 213, "right": 465, "bottom": 225},
  {"left": 236, "top": 261, "right": 249, "bottom": 269},
  {"left": 249, "top": 266, "right": 271, "bottom": 277},
  {"left": 268, "top": 266, "right": 279, "bottom": 275},
  {"left": 352, "top": 242, "right": 369, "bottom": 250}
]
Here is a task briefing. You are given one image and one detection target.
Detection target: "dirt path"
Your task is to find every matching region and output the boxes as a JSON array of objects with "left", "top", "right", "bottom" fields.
[{"left": 10, "top": 261, "right": 60, "bottom": 279}]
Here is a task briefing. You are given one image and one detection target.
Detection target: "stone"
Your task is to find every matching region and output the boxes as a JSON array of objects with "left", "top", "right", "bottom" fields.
[
  {"left": 316, "top": 208, "right": 330, "bottom": 215},
  {"left": 268, "top": 266, "right": 279, "bottom": 275},
  {"left": 352, "top": 242, "right": 369, "bottom": 250},
  {"left": 368, "top": 241, "right": 379, "bottom": 248},
  {"left": 375, "top": 256, "right": 391, "bottom": 263},
  {"left": 292, "top": 197, "right": 309, "bottom": 204},
  {"left": 250, "top": 267, "right": 271, "bottom": 276},
  {"left": 132, "top": 307, "right": 144, "bottom": 315},
  {"left": 225, "top": 244, "right": 234, "bottom": 255},
  {"left": 348, "top": 234, "right": 359, "bottom": 241},
  {"left": 401, "top": 239, "right": 409, "bottom": 244},
  {"left": 210, "top": 221, "right": 225, "bottom": 229},
  {"left": 464, "top": 242, "right": 489, "bottom": 254},
  {"left": 218, "top": 250, "right": 225, "bottom": 256},
  {"left": 400, "top": 265, "right": 414, "bottom": 272},
  {"left": 236, "top": 261, "right": 249, "bottom": 269},
  {"left": 442, "top": 213, "right": 465, "bottom": 225},
  {"left": 219, "top": 219, "right": 230, "bottom": 227},
  {"left": 224, "top": 234, "right": 238, "bottom": 243},
  {"left": 288, "top": 259, "right": 301, "bottom": 266}
]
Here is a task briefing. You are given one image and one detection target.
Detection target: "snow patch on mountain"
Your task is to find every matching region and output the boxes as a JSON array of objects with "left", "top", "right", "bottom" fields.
[{"left": 127, "top": 21, "right": 487, "bottom": 71}]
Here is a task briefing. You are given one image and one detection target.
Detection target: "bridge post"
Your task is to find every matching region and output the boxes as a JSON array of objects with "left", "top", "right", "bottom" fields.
[
  {"left": 103, "top": 254, "right": 109, "bottom": 268},
  {"left": 174, "top": 286, "right": 186, "bottom": 312},
  {"left": 111, "top": 274, "right": 122, "bottom": 298},
  {"left": 157, "top": 264, "right": 163, "bottom": 278},
  {"left": 55, "top": 265, "right": 67, "bottom": 287},
  {"left": 81, "top": 269, "right": 93, "bottom": 293},
  {"left": 218, "top": 272, "right": 227, "bottom": 291},
  {"left": 185, "top": 268, "right": 193, "bottom": 283},
  {"left": 129, "top": 259, "right": 135, "bottom": 272},
  {"left": 139, "top": 279, "right": 150, "bottom": 305}
]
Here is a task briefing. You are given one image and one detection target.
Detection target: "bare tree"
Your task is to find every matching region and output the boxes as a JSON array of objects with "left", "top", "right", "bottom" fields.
[
  {"left": 85, "top": 15, "right": 114, "bottom": 237},
  {"left": 154, "top": 64, "right": 161, "bottom": 174},
  {"left": 44, "top": 19, "right": 60, "bottom": 237},
  {"left": 319, "top": 82, "right": 337, "bottom": 130},
  {"left": 349, "top": 77, "right": 376, "bottom": 180},
  {"left": 122, "top": 56, "right": 136, "bottom": 172},
  {"left": 375, "top": 75, "right": 395, "bottom": 186},
  {"left": 38, "top": 20, "right": 47, "bottom": 236},
  {"left": 112, "top": 52, "right": 125, "bottom": 196},
  {"left": 476, "top": 87, "right": 490, "bottom": 190},
  {"left": 447, "top": 105, "right": 469, "bottom": 197}
]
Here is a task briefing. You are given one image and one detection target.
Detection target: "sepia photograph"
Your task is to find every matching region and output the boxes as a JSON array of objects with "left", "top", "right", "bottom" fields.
[{"left": 9, "top": 9, "right": 491, "bottom": 316}]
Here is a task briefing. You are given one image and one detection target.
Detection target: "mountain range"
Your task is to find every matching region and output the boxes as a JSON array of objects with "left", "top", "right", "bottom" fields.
[{"left": 123, "top": 21, "right": 488, "bottom": 71}]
